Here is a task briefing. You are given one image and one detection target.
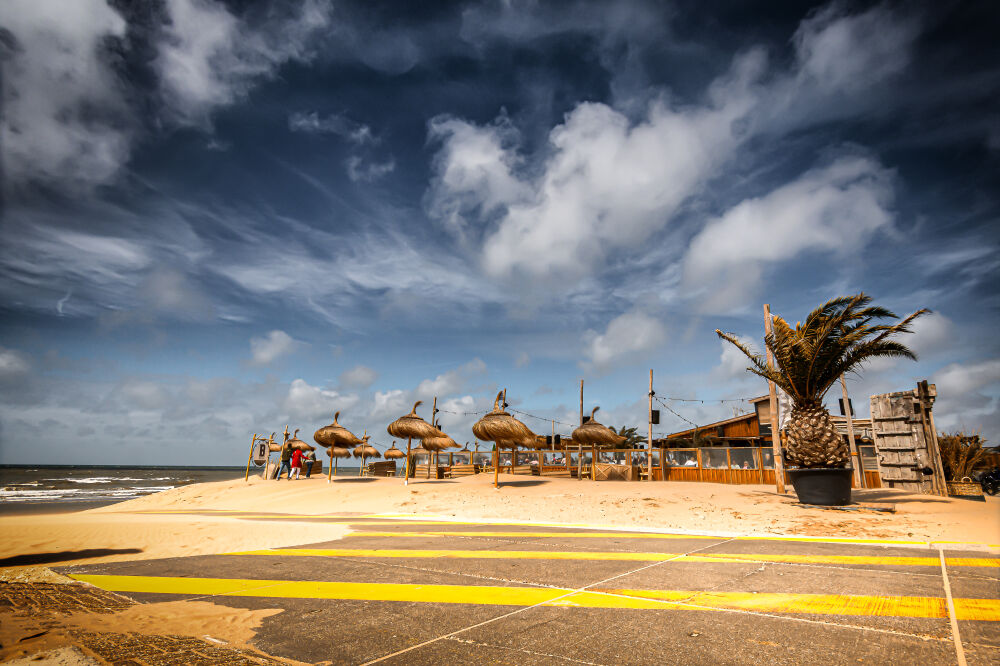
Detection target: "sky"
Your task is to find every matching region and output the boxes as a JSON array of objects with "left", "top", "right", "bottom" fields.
[{"left": 0, "top": 0, "right": 998, "bottom": 465}]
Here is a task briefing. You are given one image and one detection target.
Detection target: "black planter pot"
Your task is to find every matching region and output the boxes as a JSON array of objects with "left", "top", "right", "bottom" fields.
[{"left": 786, "top": 467, "right": 853, "bottom": 506}]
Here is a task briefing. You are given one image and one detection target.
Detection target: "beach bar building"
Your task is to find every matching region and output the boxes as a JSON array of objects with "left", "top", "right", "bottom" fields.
[{"left": 658, "top": 396, "right": 881, "bottom": 487}]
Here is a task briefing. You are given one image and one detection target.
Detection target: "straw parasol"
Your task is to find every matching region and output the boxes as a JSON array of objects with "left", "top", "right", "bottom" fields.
[
  {"left": 352, "top": 431, "right": 381, "bottom": 474},
  {"left": 287, "top": 428, "right": 315, "bottom": 451},
  {"left": 383, "top": 441, "right": 405, "bottom": 459},
  {"left": 387, "top": 401, "right": 442, "bottom": 484},
  {"left": 327, "top": 445, "right": 352, "bottom": 476},
  {"left": 572, "top": 407, "right": 625, "bottom": 480},
  {"left": 472, "top": 390, "right": 536, "bottom": 488},
  {"left": 314, "top": 412, "right": 363, "bottom": 481},
  {"left": 422, "top": 431, "right": 459, "bottom": 479}
]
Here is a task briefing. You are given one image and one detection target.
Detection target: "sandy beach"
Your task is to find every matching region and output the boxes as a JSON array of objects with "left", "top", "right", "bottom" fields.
[
  {"left": 2, "top": 474, "right": 997, "bottom": 663},
  {"left": 3, "top": 474, "right": 998, "bottom": 578}
]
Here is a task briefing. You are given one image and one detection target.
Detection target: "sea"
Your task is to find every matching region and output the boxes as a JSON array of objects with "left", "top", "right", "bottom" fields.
[{"left": 0, "top": 464, "right": 366, "bottom": 514}]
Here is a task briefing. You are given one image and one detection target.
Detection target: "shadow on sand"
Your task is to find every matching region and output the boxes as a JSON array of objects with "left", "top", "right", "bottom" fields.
[
  {"left": 496, "top": 480, "right": 549, "bottom": 488},
  {"left": 0, "top": 548, "right": 143, "bottom": 567}
]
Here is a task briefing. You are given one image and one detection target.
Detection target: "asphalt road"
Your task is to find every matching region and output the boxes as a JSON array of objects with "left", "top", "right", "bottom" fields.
[{"left": 60, "top": 512, "right": 999, "bottom": 665}]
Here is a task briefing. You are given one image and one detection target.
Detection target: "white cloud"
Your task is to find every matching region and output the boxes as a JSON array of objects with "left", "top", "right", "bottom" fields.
[
  {"left": 714, "top": 335, "right": 758, "bottom": 381},
  {"left": 157, "top": 0, "right": 331, "bottom": 127},
  {"left": 289, "top": 111, "right": 375, "bottom": 144},
  {"left": 339, "top": 365, "right": 378, "bottom": 390},
  {"left": 0, "top": 348, "right": 31, "bottom": 379},
  {"left": 284, "top": 378, "right": 357, "bottom": 421},
  {"left": 416, "top": 359, "right": 487, "bottom": 397},
  {"left": 684, "top": 156, "right": 895, "bottom": 312},
  {"left": 428, "top": 50, "right": 764, "bottom": 283},
  {"left": 792, "top": 4, "right": 918, "bottom": 97},
  {"left": 582, "top": 311, "right": 666, "bottom": 372},
  {"left": 0, "top": 0, "right": 130, "bottom": 189},
  {"left": 249, "top": 330, "right": 299, "bottom": 365},
  {"left": 346, "top": 155, "right": 396, "bottom": 182},
  {"left": 935, "top": 359, "right": 1000, "bottom": 399},
  {"left": 515, "top": 352, "right": 531, "bottom": 368}
]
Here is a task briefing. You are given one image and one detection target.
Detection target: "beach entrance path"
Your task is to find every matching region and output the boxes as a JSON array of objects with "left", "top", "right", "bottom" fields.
[{"left": 58, "top": 513, "right": 999, "bottom": 665}]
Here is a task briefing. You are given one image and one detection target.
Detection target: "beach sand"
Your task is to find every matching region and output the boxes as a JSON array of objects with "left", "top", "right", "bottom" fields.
[{"left": 1, "top": 473, "right": 997, "bottom": 661}]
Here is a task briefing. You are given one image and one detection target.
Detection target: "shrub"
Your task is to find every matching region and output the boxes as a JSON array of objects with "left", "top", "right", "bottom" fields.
[{"left": 938, "top": 431, "right": 989, "bottom": 481}]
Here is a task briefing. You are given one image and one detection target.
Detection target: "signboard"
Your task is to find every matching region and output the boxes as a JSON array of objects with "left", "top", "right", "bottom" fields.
[{"left": 252, "top": 440, "right": 269, "bottom": 466}]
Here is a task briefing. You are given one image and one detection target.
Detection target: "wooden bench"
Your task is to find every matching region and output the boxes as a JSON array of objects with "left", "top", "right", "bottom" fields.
[
  {"left": 448, "top": 463, "right": 477, "bottom": 477},
  {"left": 365, "top": 461, "right": 396, "bottom": 477}
]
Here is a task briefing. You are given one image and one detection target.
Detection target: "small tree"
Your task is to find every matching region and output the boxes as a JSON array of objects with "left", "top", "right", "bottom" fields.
[
  {"left": 938, "top": 431, "right": 990, "bottom": 481},
  {"left": 717, "top": 294, "right": 927, "bottom": 468}
]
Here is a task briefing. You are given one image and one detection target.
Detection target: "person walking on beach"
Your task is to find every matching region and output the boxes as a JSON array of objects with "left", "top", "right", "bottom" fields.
[
  {"left": 290, "top": 448, "right": 303, "bottom": 480},
  {"left": 279, "top": 440, "right": 293, "bottom": 480}
]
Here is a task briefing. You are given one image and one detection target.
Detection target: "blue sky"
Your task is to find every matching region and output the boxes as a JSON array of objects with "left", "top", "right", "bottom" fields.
[{"left": 1, "top": 0, "right": 998, "bottom": 465}]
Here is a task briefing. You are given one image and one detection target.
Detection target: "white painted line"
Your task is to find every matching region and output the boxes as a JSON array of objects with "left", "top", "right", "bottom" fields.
[{"left": 939, "top": 547, "right": 968, "bottom": 666}]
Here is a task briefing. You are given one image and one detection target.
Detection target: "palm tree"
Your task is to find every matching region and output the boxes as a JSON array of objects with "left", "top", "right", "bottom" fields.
[{"left": 716, "top": 294, "right": 928, "bottom": 468}]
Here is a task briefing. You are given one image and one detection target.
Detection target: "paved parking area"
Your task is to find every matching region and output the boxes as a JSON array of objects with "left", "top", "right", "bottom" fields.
[{"left": 60, "top": 512, "right": 1000, "bottom": 665}]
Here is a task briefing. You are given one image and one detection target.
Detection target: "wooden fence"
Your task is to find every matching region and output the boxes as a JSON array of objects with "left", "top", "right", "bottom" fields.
[{"left": 409, "top": 446, "right": 882, "bottom": 487}]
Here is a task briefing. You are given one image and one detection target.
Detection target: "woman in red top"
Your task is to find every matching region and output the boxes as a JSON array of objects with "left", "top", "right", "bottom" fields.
[{"left": 290, "top": 448, "right": 303, "bottom": 480}]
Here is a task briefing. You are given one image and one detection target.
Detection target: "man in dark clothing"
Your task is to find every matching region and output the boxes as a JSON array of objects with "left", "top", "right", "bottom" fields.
[{"left": 279, "top": 441, "right": 293, "bottom": 479}]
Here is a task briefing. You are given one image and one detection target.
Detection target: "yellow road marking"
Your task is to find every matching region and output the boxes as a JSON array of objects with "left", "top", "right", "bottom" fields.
[
  {"left": 68, "top": 574, "right": 1000, "bottom": 620},
  {"left": 347, "top": 531, "right": 944, "bottom": 546},
  {"left": 228, "top": 548, "right": 999, "bottom": 569},
  {"left": 128, "top": 512, "right": 1000, "bottom": 548}
]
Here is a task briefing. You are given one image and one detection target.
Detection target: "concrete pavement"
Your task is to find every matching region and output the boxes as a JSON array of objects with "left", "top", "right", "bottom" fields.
[{"left": 59, "top": 513, "right": 999, "bottom": 665}]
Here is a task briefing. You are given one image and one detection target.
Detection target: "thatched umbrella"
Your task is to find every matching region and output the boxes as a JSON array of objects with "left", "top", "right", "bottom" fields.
[
  {"left": 572, "top": 407, "right": 625, "bottom": 480},
  {"left": 384, "top": 441, "right": 406, "bottom": 459},
  {"left": 287, "top": 429, "right": 315, "bottom": 451},
  {"left": 423, "top": 432, "right": 459, "bottom": 479},
  {"left": 327, "top": 446, "right": 352, "bottom": 476},
  {"left": 387, "top": 401, "right": 441, "bottom": 484},
  {"left": 472, "top": 390, "right": 536, "bottom": 488},
  {"left": 352, "top": 432, "right": 381, "bottom": 474},
  {"left": 314, "top": 412, "right": 363, "bottom": 481}
]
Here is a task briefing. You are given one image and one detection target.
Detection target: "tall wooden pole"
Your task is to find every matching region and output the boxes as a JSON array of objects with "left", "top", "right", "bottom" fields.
[
  {"left": 648, "top": 369, "right": 654, "bottom": 482},
  {"left": 429, "top": 396, "right": 437, "bottom": 479},
  {"left": 839, "top": 375, "right": 864, "bottom": 488},
  {"left": 764, "top": 304, "right": 786, "bottom": 494},
  {"left": 579, "top": 380, "right": 584, "bottom": 426},
  {"left": 244, "top": 433, "right": 257, "bottom": 482}
]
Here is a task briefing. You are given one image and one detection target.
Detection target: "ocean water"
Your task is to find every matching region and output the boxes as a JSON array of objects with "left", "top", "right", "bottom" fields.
[{"left": 0, "top": 466, "right": 248, "bottom": 505}]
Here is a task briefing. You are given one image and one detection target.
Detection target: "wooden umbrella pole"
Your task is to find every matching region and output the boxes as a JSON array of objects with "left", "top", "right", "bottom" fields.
[
  {"left": 494, "top": 445, "right": 499, "bottom": 489},
  {"left": 334, "top": 457, "right": 339, "bottom": 476},
  {"left": 244, "top": 434, "right": 256, "bottom": 482},
  {"left": 327, "top": 450, "right": 333, "bottom": 483},
  {"left": 404, "top": 437, "right": 412, "bottom": 485},
  {"left": 591, "top": 443, "right": 596, "bottom": 481}
]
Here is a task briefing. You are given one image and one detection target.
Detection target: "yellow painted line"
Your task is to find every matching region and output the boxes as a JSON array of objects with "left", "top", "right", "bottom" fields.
[
  {"left": 68, "top": 574, "right": 1000, "bottom": 620},
  {"left": 129, "top": 511, "right": 1000, "bottom": 548},
  {"left": 346, "top": 530, "right": 942, "bottom": 546},
  {"left": 228, "top": 548, "right": 999, "bottom": 569},
  {"left": 350, "top": 531, "right": 720, "bottom": 541}
]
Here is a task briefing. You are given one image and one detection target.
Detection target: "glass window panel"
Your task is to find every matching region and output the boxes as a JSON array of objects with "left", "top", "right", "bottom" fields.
[
  {"left": 702, "top": 448, "right": 729, "bottom": 469},
  {"left": 859, "top": 445, "right": 879, "bottom": 471},
  {"left": 760, "top": 448, "right": 774, "bottom": 470},
  {"left": 665, "top": 450, "right": 698, "bottom": 467},
  {"left": 730, "top": 448, "right": 757, "bottom": 470}
]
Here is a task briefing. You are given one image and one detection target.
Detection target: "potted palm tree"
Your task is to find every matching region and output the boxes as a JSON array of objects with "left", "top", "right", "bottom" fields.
[{"left": 717, "top": 294, "right": 928, "bottom": 505}]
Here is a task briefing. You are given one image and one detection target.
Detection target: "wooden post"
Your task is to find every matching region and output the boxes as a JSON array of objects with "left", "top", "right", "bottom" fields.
[
  {"left": 764, "top": 304, "right": 786, "bottom": 494},
  {"left": 328, "top": 448, "right": 334, "bottom": 483},
  {"left": 696, "top": 448, "right": 703, "bottom": 482},
  {"left": 245, "top": 433, "right": 257, "bottom": 482},
  {"left": 493, "top": 444, "right": 499, "bottom": 489},
  {"left": 918, "top": 381, "right": 947, "bottom": 496},
  {"left": 756, "top": 447, "right": 764, "bottom": 484},
  {"left": 404, "top": 437, "right": 411, "bottom": 485},
  {"left": 839, "top": 375, "right": 864, "bottom": 489},
  {"left": 579, "top": 380, "right": 584, "bottom": 426},
  {"left": 648, "top": 369, "right": 654, "bottom": 481},
  {"left": 726, "top": 448, "right": 733, "bottom": 485}
]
